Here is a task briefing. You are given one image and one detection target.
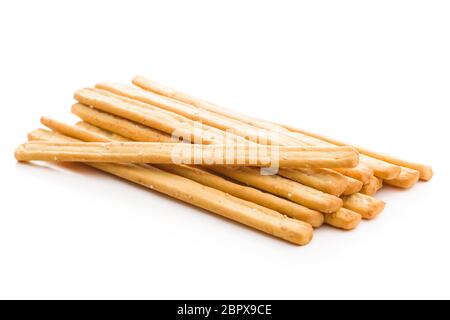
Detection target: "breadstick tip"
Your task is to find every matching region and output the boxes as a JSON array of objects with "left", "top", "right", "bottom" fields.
[
  {"left": 419, "top": 165, "right": 433, "bottom": 181},
  {"left": 40, "top": 116, "right": 51, "bottom": 126},
  {"left": 281, "top": 219, "right": 313, "bottom": 245},
  {"left": 14, "top": 144, "right": 27, "bottom": 162},
  {"left": 349, "top": 147, "right": 360, "bottom": 167},
  {"left": 132, "top": 75, "right": 146, "bottom": 82}
]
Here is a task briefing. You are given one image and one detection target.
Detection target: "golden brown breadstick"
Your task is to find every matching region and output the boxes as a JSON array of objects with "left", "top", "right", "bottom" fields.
[
  {"left": 18, "top": 135, "right": 343, "bottom": 213},
  {"left": 74, "top": 121, "right": 357, "bottom": 230},
  {"left": 334, "top": 167, "right": 373, "bottom": 184},
  {"left": 77, "top": 121, "right": 325, "bottom": 226},
  {"left": 93, "top": 86, "right": 366, "bottom": 181},
  {"left": 127, "top": 78, "right": 393, "bottom": 179},
  {"left": 278, "top": 168, "right": 350, "bottom": 196},
  {"left": 40, "top": 116, "right": 114, "bottom": 142},
  {"left": 86, "top": 87, "right": 258, "bottom": 146},
  {"left": 278, "top": 168, "right": 348, "bottom": 197},
  {"left": 75, "top": 121, "right": 129, "bottom": 142},
  {"left": 342, "top": 193, "right": 385, "bottom": 220},
  {"left": 70, "top": 109, "right": 350, "bottom": 211},
  {"left": 324, "top": 209, "right": 362, "bottom": 231},
  {"left": 15, "top": 141, "right": 358, "bottom": 168},
  {"left": 40, "top": 119, "right": 362, "bottom": 231},
  {"left": 360, "top": 175, "right": 380, "bottom": 196},
  {"left": 157, "top": 164, "right": 324, "bottom": 227},
  {"left": 289, "top": 132, "right": 401, "bottom": 180},
  {"left": 97, "top": 82, "right": 375, "bottom": 186},
  {"left": 131, "top": 76, "right": 378, "bottom": 183},
  {"left": 132, "top": 76, "right": 277, "bottom": 130},
  {"left": 72, "top": 104, "right": 172, "bottom": 143},
  {"left": 376, "top": 177, "right": 383, "bottom": 191},
  {"left": 27, "top": 129, "right": 313, "bottom": 245},
  {"left": 342, "top": 176, "right": 364, "bottom": 195},
  {"left": 70, "top": 109, "right": 380, "bottom": 218},
  {"left": 72, "top": 103, "right": 356, "bottom": 195},
  {"left": 371, "top": 177, "right": 383, "bottom": 194},
  {"left": 89, "top": 86, "right": 324, "bottom": 155},
  {"left": 77, "top": 120, "right": 364, "bottom": 230},
  {"left": 28, "top": 129, "right": 79, "bottom": 143},
  {"left": 358, "top": 155, "right": 402, "bottom": 180},
  {"left": 62, "top": 121, "right": 331, "bottom": 228},
  {"left": 96, "top": 163, "right": 314, "bottom": 245},
  {"left": 132, "top": 76, "right": 404, "bottom": 181},
  {"left": 75, "top": 88, "right": 241, "bottom": 145},
  {"left": 76, "top": 106, "right": 378, "bottom": 220},
  {"left": 95, "top": 83, "right": 279, "bottom": 144},
  {"left": 209, "top": 166, "right": 343, "bottom": 213},
  {"left": 95, "top": 84, "right": 363, "bottom": 171},
  {"left": 384, "top": 167, "right": 420, "bottom": 189},
  {"left": 70, "top": 103, "right": 381, "bottom": 219},
  {"left": 283, "top": 126, "right": 432, "bottom": 181}
]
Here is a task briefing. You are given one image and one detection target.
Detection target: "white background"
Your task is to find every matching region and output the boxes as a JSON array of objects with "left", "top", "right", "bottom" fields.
[{"left": 0, "top": 0, "right": 449, "bottom": 299}]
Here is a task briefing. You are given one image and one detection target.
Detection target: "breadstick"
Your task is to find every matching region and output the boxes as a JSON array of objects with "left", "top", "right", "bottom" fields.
[
  {"left": 41, "top": 119, "right": 362, "bottom": 230},
  {"left": 131, "top": 76, "right": 400, "bottom": 180},
  {"left": 156, "top": 164, "right": 324, "bottom": 227},
  {"left": 342, "top": 176, "right": 364, "bottom": 195},
  {"left": 95, "top": 85, "right": 324, "bottom": 153},
  {"left": 72, "top": 104, "right": 172, "bottom": 143},
  {"left": 375, "top": 177, "right": 383, "bottom": 194},
  {"left": 72, "top": 103, "right": 353, "bottom": 195},
  {"left": 209, "top": 166, "right": 343, "bottom": 213},
  {"left": 70, "top": 110, "right": 379, "bottom": 218},
  {"left": 384, "top": 167, "right": 420, "bottom": 189},
  {"left": 15, "top": 141, "right": 358, "bottom": 168},
  {"left": 75, "top": 121, "right": 360, "bottom": 230},
  {"left": 358, "top": 155, "right": 402, "bottom": 180},
  {"left": 333, "top": 167, "right": 373, "bottom": 184},
  {"left": 289, "top": 131, "right": 401, "bottom": 180},
  {"left": 75, "top": 121, "right": 130, "bottom": 142},
  {"left": 41, "top": 117, "right": 361, "bottom": 230},
  {"left": 16, "top": 138, "right": 343, "bottom": 213},
  {"left": 283, "top": 126, "right": 432, "bottom": 181},
  {"left": 26, "top": 129, "right": 313, "bottom": 245},
  {"left": 91, "top": 164, "right": 314, "bottom": 245},
  {"left": 131, "top": 76, "right": 378, "bottom": 183},
  {"left": 277, "top": 168, "right": 348, "bottom": 197},
  {"left": 324, "top": 209, "right": 362, "bottom": 231},
  {"left": 371, "top": 177, "right": 383, "bottom": 195},
  {"left": 376, "top": 177, "right": 383, "bottom": 191},
  {"left": 72, "top": 100, "right": 374, "bottom": 219},
  {"left": 95, "top": 84, "right": 292, "bottom": 143},
  {"left": 70, "top": 108, "right": 375, "bottom": 218},
  {"left": 360, "top": 176, "right": 380, "bottom": 196},
  {"left": 86, "top": 87, "right": 253, "bottom": 146},
  {"left": 342, "top": 193, "right": 385, "bottom": 220},
  {"left": 75, "top": 89, "right": 239, "bottom": 145},
  {"left": 111, "top": 81, "right": 374, "bottom": 183},
  {"left": 93, "top": 86, "right": 366, "bottom": 181},
  {"left": 96, "top": 83, "right": 374, "bottom": 184},
  {"left": 28, "top": 129, "right": 79, "bottom": 143},
  {"left": 132, "top": 76, "right": 280, "bottom": 130},
  {"left": 40, "top": 116, "right": 115, "bottom": 142},
  {"left": 96, "top": 83, "right": 280, "bottom": 144}
]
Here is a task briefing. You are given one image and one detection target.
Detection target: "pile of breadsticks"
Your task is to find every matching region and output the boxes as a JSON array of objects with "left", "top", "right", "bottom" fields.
[{"left": 14, "top": 76, "right": 433, "bottom": 246}]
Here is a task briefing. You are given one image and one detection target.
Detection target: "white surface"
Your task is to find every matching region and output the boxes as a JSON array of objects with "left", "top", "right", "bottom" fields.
[{"left": 0, "top": 0, "right": 449, "bottom": 300}]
